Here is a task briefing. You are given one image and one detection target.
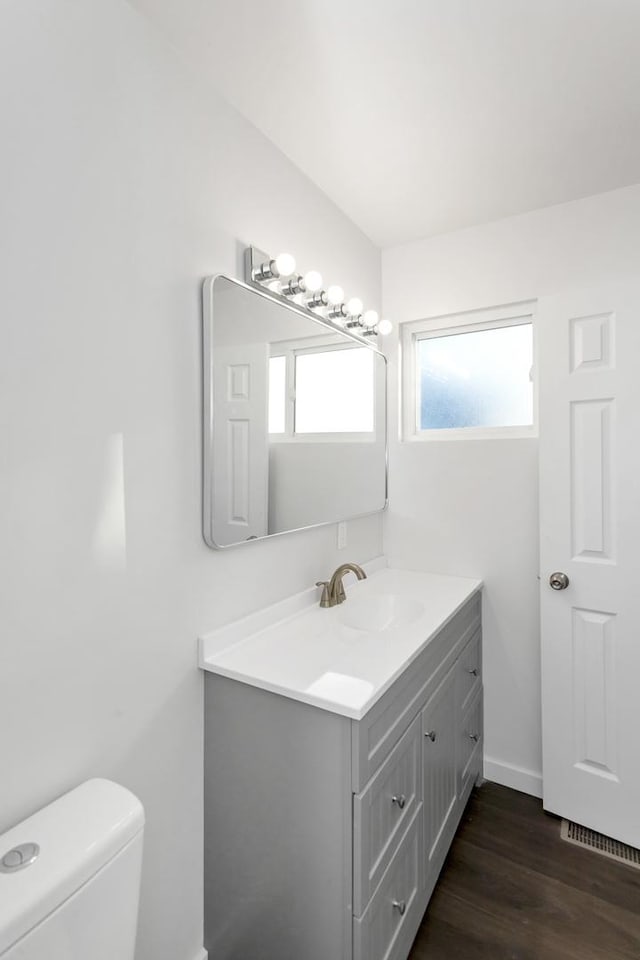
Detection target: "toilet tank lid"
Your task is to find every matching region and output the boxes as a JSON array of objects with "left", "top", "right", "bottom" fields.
[{"left": 0, "top": 779, "right": 144, "bottom": 955}]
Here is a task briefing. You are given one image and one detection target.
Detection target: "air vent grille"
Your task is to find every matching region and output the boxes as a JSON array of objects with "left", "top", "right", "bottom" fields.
[{"left": 560, "top": 820, "right": 640, "bottom": 870}]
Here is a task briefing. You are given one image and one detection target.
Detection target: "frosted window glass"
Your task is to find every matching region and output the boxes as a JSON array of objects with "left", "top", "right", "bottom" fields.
[
  {"left": 295, "top": 348, "right": 374, "bottom": 433},
  {"left": 268, "top": 356, "right": 286, "bottom": 433},
  {"left": 418, "top": 323, "right": 533, "bottom": 430}
]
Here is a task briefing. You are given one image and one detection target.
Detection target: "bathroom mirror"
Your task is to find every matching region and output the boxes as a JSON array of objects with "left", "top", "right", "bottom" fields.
[{"left": 203, "top": 275, "right": 387, "bottom": 548}]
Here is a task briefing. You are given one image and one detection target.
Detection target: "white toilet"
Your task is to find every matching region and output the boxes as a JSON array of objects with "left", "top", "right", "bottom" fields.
[{"left": 0, "top": 778, "right": 144, "bottom": 959}]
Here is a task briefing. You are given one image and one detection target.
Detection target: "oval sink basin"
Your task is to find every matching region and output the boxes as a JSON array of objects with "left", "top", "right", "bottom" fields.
[{"left": 337, "top": 593, "right": 425, "bottom": 632}]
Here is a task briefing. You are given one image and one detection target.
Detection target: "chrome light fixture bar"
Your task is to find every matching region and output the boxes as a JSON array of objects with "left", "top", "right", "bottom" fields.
[{"left": 244, "top": 245, "right": 393, "bottom": 339}]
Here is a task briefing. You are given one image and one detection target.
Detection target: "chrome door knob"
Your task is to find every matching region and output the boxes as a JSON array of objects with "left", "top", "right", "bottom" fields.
[
  {"left": 549, "top": 572, "right": 570, "bottom": 590},
  {"left": 391, "top": 794, "right": 407, "bottom": 809},
  {"left": 392, "top": 899, "right": 407, "bottom": 916},
  {"left": 425, "top": 730, "right": 436, "bottom": 742}
]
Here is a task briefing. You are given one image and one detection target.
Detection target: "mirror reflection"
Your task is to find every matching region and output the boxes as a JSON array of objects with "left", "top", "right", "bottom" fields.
[{"left": 203, "top": 276, "right": 387, "bottom": 548}]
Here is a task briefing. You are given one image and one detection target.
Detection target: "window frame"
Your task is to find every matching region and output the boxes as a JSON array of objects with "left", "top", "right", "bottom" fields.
[
  {"left": 269, "top": 335, "right": 378, "bottom": 444},
  {"left": 401, "top": 301, "right": 538, "bottom": 441}
]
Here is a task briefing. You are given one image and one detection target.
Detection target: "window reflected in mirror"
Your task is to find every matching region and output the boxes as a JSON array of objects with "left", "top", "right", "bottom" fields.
[{"left": 269, "top": 346, "right": 375, "bottom": 437}]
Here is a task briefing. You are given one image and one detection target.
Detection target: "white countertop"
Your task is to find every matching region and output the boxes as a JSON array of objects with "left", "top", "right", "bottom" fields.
[{"left": 199, "top": 562, "right": 482, "bottom": 720}]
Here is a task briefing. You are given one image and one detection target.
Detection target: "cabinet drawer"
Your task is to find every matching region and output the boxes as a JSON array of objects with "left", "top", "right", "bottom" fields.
[
  {"left": 461, "top": 737, "right": 483, "bottom": 802},
  {"left": 354, "top": 716, "right": 421, "bottom": 916},
  {"left": 353, "top": 807, "right": 422, "bottom": 960},
  {"left": 457, "top": 628, "right": 482, "bottom": 715},
  {"left": 352, "top": 593, "right": 481, "bottom": 791},
  {"left": 459, "top": 687, "right": 483, "bottom": 794}
]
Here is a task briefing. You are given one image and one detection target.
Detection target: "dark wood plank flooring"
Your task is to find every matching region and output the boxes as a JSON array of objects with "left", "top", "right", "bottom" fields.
[{"left": 408, "top": 781, "right": 640, "bottom": 960}]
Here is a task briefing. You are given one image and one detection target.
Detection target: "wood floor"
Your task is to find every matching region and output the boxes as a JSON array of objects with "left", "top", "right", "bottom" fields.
[{"left": 408, "top": 781, "right": 640, "bottom": 960}]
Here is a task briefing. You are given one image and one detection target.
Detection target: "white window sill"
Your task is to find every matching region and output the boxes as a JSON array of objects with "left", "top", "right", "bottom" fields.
[
  {"left": 270, "top": 433, "right": 377, "bottom": 444},
  {"left": 403, "top": 425, "right": 538, "bottom": 442}
]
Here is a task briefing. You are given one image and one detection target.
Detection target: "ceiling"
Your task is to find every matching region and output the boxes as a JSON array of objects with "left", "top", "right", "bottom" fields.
[{"left": 130, "top": 0, "right": 640, "bottom": 247}]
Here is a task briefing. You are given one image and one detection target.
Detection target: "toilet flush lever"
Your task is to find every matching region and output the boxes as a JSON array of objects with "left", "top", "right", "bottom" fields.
[{"left": 0, "top": 843, "right": 40, "bottom": 873}]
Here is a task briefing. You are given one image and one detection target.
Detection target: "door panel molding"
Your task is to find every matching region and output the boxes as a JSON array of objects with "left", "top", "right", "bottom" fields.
[
  {"left": 570, "top": 398, "right": 615, "bottom": 561},
  {"left": 571, "top": 607, "right": 618, "bottom": 779}
]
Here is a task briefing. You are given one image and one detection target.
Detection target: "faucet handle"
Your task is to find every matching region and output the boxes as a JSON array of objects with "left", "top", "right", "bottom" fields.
[{"left": 315, "top": 581, "right": 331, "bottom": 608}]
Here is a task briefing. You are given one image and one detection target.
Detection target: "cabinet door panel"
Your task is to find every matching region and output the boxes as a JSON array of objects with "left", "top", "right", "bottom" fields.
[{"left": 422, "top": 666, "right": 457, "bottom": 869}]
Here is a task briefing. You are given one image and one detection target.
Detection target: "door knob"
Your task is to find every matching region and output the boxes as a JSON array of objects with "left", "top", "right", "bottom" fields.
[{"left": 549, "top": 572, "right": 570, "bottom": 590}]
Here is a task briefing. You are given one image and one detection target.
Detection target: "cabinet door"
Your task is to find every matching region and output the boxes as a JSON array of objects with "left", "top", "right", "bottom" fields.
[{"left": 422, "top": 666, "right": 457, "bottom": 872}]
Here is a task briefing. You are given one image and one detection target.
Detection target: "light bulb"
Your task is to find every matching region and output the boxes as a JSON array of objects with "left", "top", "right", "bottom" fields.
[
  {"left": 274, "top": 252, "right": 296, "bottom": 277},
  {"left": 304, "top": 270, "right": 323, "bottom": 292},
  {"left": 346, "top": 297, "right": 363, "bottom": 316},
  {"left": 377, "top": 318, "right": 393, "bottom": 336},
  {"left": 363, "top": 310, "right": 379, "bottom": 328},
  {"left": 327, "top": 285, "right": 344, "bottom": 306}
]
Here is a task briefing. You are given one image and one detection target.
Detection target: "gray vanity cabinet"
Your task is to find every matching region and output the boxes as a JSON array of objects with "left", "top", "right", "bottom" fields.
[{"left": 203, "top": 591, "right": 482, "bottom": 960}]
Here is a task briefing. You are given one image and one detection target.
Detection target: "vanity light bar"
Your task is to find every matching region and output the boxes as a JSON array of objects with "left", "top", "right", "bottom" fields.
[{"left": 244, "top": 245, "right": 393, "bottom": 338}]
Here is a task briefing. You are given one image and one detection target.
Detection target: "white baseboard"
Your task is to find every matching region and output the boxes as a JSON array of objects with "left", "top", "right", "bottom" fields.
[
  {"left": 191, "top": 949, "right": 207, "bottom": 960},
  {"left": 483, "top": 756, "right": 543, "bottom": 799}
]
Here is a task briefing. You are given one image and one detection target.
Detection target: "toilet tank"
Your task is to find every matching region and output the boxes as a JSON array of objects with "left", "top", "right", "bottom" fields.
[{"left": 0, "top": 779, "right": 144, "bottom": 959}]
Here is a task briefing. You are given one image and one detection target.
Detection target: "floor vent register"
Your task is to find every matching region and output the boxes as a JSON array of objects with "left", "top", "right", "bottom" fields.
[{"left": 560, "top": 820, "right": 640, "bottom": 870}]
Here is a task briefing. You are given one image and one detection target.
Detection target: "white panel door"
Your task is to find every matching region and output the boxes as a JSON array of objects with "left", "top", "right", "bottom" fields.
[
  {"left": 539, "top": 284, "right": 640, "bottom": 846},
  {"left": 212, "top": 343, "right": 269, "bottom": 545}
]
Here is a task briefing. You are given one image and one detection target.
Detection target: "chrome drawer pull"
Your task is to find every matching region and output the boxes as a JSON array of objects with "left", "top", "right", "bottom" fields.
[
  {"left": 392, "top": 899, "right": 407, "bottom": 916},
  {"left": 391, "top": 794, "right": 406, "bottom": 810},
  {"left": 467, "top": 667, "right": 479, "bottom": 676},
  {"left": 425, "top": 730, "right": 436, "bottom": 742},
  {"left": 469, "top": 733, "right": 479, "bottom": 742}
]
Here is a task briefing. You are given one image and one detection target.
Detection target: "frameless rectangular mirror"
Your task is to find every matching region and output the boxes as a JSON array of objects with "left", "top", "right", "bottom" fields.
[{"left": 203, "top": 275, "right": 387, "bottom": 548}]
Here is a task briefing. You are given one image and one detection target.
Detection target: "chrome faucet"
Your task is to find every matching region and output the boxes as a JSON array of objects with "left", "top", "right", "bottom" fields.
[{"left": 316, "top": 562, "right": 367, "bottom": 608}]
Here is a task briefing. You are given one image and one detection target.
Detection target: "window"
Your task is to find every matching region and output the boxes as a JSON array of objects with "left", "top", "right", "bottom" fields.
[
  {"left": 402, "top": 303, "right": 536, "bottom": 440},
  {"left": 268, "top": 355, "right": 286, "bottom": 434},
  {"left": 295, "top": 348, "right": 374, "bottom": 433},
  {"left": 269, "top": 341, "right": 375, "bottom": 439}
]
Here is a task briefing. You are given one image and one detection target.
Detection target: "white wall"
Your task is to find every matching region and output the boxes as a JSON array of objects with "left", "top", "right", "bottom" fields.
[
  {"left": 0, "top": 4, "right": 382, "bottom": 960},
  {"left": 382, "top": 183, "right": 640, "bottom": 798}
]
